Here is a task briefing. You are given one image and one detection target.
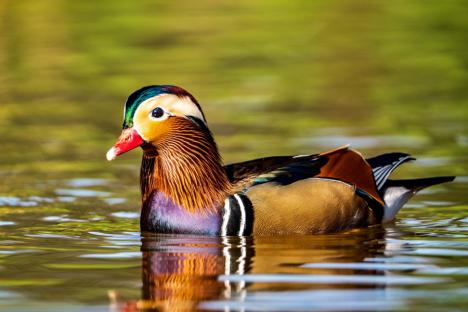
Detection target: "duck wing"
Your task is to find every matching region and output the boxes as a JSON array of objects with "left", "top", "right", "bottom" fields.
[
  {"left": 224, "top": 155, "right": 318, "bottom": 186},
  {"left": 225, "top": 146, "right": 383, "bottom": 207}
]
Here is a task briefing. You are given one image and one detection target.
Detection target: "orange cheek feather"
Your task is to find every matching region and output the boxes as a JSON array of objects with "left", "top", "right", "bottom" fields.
[{"left": 137, "top": 118, "right": 179, "bottom": 145}]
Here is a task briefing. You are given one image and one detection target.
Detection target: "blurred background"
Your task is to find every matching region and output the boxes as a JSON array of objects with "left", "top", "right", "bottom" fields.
[{"left": 0, "top": 1, "right": 467, "bottom": 311}]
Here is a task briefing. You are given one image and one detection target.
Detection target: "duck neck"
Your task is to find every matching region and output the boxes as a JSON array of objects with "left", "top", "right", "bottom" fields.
[{"left": 140, "top": 124, "right": 231, "bottom": 223}]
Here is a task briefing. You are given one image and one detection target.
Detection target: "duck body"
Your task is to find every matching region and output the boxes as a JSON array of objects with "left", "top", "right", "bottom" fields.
[{"left": 107, "top": 85, "right": 455, "bottom": 236}]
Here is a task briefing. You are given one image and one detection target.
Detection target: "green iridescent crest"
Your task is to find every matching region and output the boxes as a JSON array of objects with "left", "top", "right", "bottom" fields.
[{"left": 122, "top": 85, "right": 188, "bottom": 128}]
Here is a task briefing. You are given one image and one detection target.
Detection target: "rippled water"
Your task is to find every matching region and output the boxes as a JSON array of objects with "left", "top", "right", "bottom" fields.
[{"left": 1, "top": 1, "right": 467, "bottom": 311}]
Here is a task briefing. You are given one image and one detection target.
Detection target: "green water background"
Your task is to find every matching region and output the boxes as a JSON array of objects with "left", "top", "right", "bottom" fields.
[{"left": 0, "top": 1, "right": 467, "bottom": 311}]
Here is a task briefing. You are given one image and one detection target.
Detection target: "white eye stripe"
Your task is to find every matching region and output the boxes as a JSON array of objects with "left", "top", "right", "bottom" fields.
[{"left": 134, "top": 94, "right": 205, "bottom": 126}]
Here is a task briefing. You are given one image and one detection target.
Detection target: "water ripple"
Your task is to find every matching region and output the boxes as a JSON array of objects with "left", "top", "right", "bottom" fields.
[
  {"left": 66, "top": 178, "right": 108, "bottom": 187},
  {"left": 219, "top": 274, "right": 449, "bottom": 285},
  {"left": 80, "top": 252, "right": 141, "bottom": 259},
  {"left": 302, "top": 262, "right": 437, "bottom": 271},
  {"left": 111, "top": 212, "right": 139, "bottom": 219},
  {"left": 54, "top": 189, "right": 110, "bottom": 197}
]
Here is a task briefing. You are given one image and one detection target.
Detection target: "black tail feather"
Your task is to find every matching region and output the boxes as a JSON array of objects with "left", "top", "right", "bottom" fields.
[
  {"left": 366, "top": 152, "right": 414, "bottom": 169},
  {"left": 385, "top": 176, "right": 456, "bottom": 192},
  {"left": 381, "top": 176, "right": 455, "bottom": 222}
]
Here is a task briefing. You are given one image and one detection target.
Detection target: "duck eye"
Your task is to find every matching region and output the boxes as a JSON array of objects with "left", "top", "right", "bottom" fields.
[{"left": 151, "top": 107, "right": 165, "bottom": 119}]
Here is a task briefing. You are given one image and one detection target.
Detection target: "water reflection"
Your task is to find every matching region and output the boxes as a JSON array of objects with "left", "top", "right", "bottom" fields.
[
  {"left": 118, "top": 228, "right": 403, "bottom": 311},
  {"left": 131, "top": 235, "right": 252, "bottom": 311}
]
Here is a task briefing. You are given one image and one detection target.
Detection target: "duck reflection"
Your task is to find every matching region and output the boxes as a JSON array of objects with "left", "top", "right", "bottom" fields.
[
  {"left": 118, "top": 227, "right": 390, "bottom": 311},
  {"left": 129, "top": 234, "right": 254, "bottom": 311}
]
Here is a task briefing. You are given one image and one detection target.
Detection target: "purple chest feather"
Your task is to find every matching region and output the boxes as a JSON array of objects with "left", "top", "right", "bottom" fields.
[{"left": 141, "top": 191, "right": 221, "bottom": 235}]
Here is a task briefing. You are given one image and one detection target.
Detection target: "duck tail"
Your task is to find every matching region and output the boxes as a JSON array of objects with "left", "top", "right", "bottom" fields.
[
  {"left": 381, "top": 176, "right": 455, "bottom": 222},
  {"left": 366, "top": 152, "right": 415, "bottom": 192}
]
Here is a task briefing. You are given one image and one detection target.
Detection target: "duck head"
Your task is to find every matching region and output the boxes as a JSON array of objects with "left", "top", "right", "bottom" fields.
[
  {"left": 106, "top": 85, "right": 207, "bottom": 161},
  {"left": 107, "top": 85, "right": 231, "bottom": 215}
]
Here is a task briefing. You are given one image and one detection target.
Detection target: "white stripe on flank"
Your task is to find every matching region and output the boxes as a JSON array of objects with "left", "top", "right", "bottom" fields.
[
  {"left": 221, "top": 198, "right": 231, "bottom": 236},
  {"left": 234, "top": 194, "right": 246, "bottom": 236}
]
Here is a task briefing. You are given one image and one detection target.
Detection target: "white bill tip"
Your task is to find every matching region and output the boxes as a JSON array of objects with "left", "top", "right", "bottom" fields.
[{"left": 106, "top": 147, "right": 117, "bottom": 161}]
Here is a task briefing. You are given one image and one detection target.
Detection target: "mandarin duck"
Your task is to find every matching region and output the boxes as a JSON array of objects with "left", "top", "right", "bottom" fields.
[{"left": 106, "top": 85, "right": 454, "bottom": 236}]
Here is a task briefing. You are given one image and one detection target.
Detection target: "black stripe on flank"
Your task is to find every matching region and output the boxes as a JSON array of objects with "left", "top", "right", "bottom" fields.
[
  {"left": 225, "top": 196, "right": 240, "bottom": 235},
  {"left": 222, "top": 194, "right": 254, "bottom": 236},
  {"left": 238, "top": 193, "right": 254, "bottom": 236}
]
